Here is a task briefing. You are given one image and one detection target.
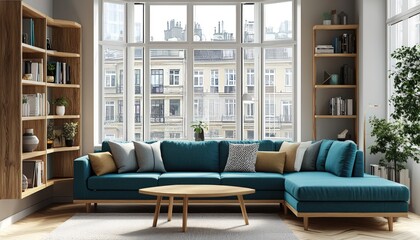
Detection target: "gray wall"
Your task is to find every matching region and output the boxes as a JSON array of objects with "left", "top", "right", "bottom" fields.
[
  {"left": 23, "top": 0, "right": 53, "bottom": 16},
  {"left": 299, "top": 0, "right": 356, "bottom": 142}
]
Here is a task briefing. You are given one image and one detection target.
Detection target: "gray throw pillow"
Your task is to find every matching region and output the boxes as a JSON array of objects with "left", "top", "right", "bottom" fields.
[
  {"left": 224, "top": 143, "right": 259, "bottom": 172},
  {"left": 300, "top": 140, "right": 322, "bottom": 171},
  {"left": 108, "top": 141, "right": 138, "bottom": 173},
  {"left": 133, "top": 141, "right": 166, "bottom": 173}
]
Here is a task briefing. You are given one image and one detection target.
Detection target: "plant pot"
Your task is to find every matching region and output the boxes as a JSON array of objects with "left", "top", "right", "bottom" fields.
[
  {"left": 22, "top": 128, "right": 39, "bottom": 152},
  {"left": 194, "top": 128, "right": 205, "bottom": 141},
  {"left": 56, "top": 105, "right": 65, "bottom": 116},
  {"left": 47, "top": 140, "right": 54, "bottom": 149},
  {"left": 65, "top": 139, "right": 74, "bottom": 147}
]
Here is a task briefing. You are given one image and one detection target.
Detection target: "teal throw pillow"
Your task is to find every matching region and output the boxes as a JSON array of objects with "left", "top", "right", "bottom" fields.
[
  {"left": 325, "top": 141, "right": 357, "bottom": 177},
  {"left": 316, "top": 139, "right": 334, "bottom": 171}
]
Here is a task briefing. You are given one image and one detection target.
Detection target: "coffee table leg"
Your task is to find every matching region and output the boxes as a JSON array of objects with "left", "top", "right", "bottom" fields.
[
  {"left": 237, "top": 195, "right": 249, "bottom": 225},
  {"left": 153, "top": 196, "right": 162, "bottom": 227},
  {"left": 182, "top": 197, "right": 189, "bottom": 232},
  {"left": 168, "top": 196, "right": 174, "bottom": 221}
]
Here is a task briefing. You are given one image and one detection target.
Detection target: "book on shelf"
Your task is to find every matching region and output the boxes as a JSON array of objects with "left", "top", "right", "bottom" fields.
[
  {"left": 331, "top": 33, "right": 356, "bottom": 54},
  {"left": 48, "top": 61, "right": 71, "bottom": 84},
  {"left": 329, "top": 97, "right": 353, "bottom": 116},
  {"left": 22, "top": 18, "right": 35, "bottom": 46},
  {"left": 22, "top": 160, "right": 43, "bottom": 188},
  {"left": 315, "top": 45, "right": 334, "bottom": 54},
  {"left": 22, "top": 59, "right": 43, "bottom": 82},
  {"left": 22, "top": 93, "right": 46, "bottom": 116},
  {"left": 340, "top": 64, "right": 355, "bottom": 85}
]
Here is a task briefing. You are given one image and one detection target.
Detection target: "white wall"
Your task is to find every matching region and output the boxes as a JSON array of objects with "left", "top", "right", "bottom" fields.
[{"left": 23, "top": 0, "right": 53, "bottom": 16}]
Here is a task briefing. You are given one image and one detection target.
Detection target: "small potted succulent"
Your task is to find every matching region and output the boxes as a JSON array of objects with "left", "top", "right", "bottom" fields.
[
  {"left": 53, "top": 97, "right": 69, "bottom": 116},
  {"left": 63, "top": 121, "right": 78, "bottom": 147},
  {"left": 191, "top": 121, "right": 208, "bottom": 141}
]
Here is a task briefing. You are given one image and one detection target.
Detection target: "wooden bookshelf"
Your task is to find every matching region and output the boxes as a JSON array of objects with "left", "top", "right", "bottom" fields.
[
  {"left": 312, "top": 24, "right": 359, "bottom": 144},
  {"left": 0, "top": 2, "right": 82, "bottom": 199}
]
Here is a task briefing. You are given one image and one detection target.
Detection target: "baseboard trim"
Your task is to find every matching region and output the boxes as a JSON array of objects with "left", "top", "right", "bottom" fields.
[{"left": 0, "top": 198, "right": 53, "bottom": 230}]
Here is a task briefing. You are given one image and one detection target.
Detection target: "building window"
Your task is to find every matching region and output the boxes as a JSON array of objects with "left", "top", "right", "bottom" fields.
[
  {"left": 99, "top": 0, "right": 295, "bottom": 143},
  {"left": 105, "top": 70, "right": 116, "bottom": 87},
  {"left": 225, "top": 130, "right": 235, "bottom": 138},
  {"left": 285, "top": 68, "right": 292, "bottom": 87},
  {"left": 105, "top": 101, "right": 115, "bottom": 121},
  {"left": 169, "top": 69, "right": 180, "bottom": 85},
  {"left": 281, "top": 101, "right": 292, "bottom": 122},
  {"left": 265, "top": 69, "right": 275, "bottom": 86},
  {"left": 169, "top": 132, "right": 181, "bottom": 138},
  {"left": 151, "top": 99, "right": 164, "bottom": 123},
  {"left": 169, "top": 99, "right": 180, "bottom": 116},
  {"left": 210, "top": 69, "right": 219, "bottom": 93},
  {"left": 151, "top": 69, "right": 164, "bottom": 94}
]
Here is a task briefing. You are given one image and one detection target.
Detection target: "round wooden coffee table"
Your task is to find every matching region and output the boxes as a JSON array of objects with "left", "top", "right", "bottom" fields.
[{"left": 139, "top": 184, "right": 255, "bottom": 232}]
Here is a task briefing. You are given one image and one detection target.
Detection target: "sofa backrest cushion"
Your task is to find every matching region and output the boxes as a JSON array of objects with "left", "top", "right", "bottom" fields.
[
  {"left": 219, "top": 140, "right": 276, "bottom": 172},
  {"left": 161, "top": 140, "right": 219, "bottom": 172},
  {"left": 316, "top": 139, "right": 334, "bottom": 171},
  {"left": 352, "top": 150, "right": 364, "bottom": 177},
  {"left": 325, "top": 141, "right": 357, "bottom": 177}
]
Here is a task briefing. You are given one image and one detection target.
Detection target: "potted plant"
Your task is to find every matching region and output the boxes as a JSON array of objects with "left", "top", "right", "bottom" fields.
[
  {"left": 191, "top": 121, "right": 208, "bottom": 141},
  {"left": 47, "top": 120, "right": 54, "bottom": 148},
  {"left": 369, "top": 45, "right": 420, "bottom": 181},
  {"left": 47, "top": 63, "right": 55, "bottom": 83},
  {"left": 53, "top": 97, "right": 69, "bottom": 116},
  {"left": 63, "top": 121, "right": 78, "bottom": 147}
]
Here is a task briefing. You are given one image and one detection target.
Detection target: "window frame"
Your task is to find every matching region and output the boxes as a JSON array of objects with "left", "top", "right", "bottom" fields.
[{"left": 98, "top": 0, "right": 297, "bottom": 143}]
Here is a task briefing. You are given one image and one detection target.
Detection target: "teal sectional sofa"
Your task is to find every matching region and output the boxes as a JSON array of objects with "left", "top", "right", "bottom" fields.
[{"left": 73, "top": 140, "right": 409, "bottom": 231}]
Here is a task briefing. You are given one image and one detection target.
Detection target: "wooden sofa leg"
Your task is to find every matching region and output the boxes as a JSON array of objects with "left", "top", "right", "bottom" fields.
[
  {"left": 86, "top": 203, "right": 91, "bottom": 213},
  {"left": 387, "top": 217, "right": 394, "bottom": 231},
  {"left": 283, "top": 203, "right": 288, "bottom": 215},
  {"left": 303, "top": 217, "right": 309, "bottom": 231}
]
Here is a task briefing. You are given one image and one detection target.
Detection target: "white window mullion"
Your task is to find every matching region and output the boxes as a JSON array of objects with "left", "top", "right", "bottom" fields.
[{"left": 143, "top": 3, "right": 151, "bottom": 140}]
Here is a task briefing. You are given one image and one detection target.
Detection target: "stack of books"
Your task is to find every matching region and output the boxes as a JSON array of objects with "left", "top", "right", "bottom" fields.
[
  {"left": 48, "top": 61, "right": 71, "bottom": 84},
  {"left": 22, "top": 59, "right": 43, "bottom": 82},
  {"left": 22, "top": 18, "right": 35, "bottom": 46},
  {"left": 315, "top": 45, "right": 334, "bottom": 54},
  {"left": 22, "top": 93, "right": 46, "bottom": 117},
  {"left": 329, "top": 97, "right": 353, "bottom": 115},
  {"left": 22, "top": 160, "right": 43, "bottom": 188}
]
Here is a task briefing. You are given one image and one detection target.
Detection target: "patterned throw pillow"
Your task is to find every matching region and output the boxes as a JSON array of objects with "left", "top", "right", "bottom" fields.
[{"left": 223, "top": 143, "right": 259, "bottom": 172}]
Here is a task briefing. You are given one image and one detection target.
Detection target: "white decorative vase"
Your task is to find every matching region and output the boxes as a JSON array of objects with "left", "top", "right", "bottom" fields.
[
  {"left": 56, "top": 105, "right": 65, "bottom": 116},
  {"left": 22, "top": 128, "right": 39, "bottom": 152}
]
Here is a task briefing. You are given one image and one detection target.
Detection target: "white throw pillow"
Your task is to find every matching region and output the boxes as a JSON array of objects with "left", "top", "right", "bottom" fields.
[
  {"left": 108, "top": 141, "right": 138, "bottom": 173},
  {"left": 294, "top": 141, "right": 312, "bottom": 172}
]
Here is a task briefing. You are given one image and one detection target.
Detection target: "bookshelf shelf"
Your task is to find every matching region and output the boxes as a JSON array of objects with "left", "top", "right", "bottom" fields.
[
  {"left": 315, "top": 115, "right": 357, "bottom": 119},
  {"left": 46, "top": 83, "right": 80, "bottom": 88},
  {"left": 22, "top": 151, "right": 46, "bottom": 160},
  {"left": 47, "top": 115, "right": 80, "bottom": 120},
  {"left": 314, "top": 53, "right": 357, "bottom": 58},
  {"left": 22, "top": 43, "right": 46, "bottom": 53},
  {"left": 47, "top": 50, "right": 80, "bottom": 58},
  {"left": 0, "top": 1, "right": 81, "bottom": 199},
  {"left": 47, "top": 146, "right": 80, "bottom": 154},
  {"left": 315, "top": 85, "right": 357, "bottom": 89},
  {"left": 312, "top": 24, "right": 359, "bottom": 144}
]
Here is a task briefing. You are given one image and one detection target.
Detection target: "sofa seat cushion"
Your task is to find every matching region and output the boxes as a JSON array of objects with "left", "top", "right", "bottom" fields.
[
  {"left": 161, "top": 141, "right": 220, "bottom": 172},
  {"left": 284, "top": 172, "right": 409, "bottom": 202},
  {"left": 88, "top": 173, "right": 160, "bottom": 191},
  {"left": 285, "top": 192, "right": 408, "bottom": 213},
  {"left": 158, "top": 172, "right": 221, "bottom": 185},
  {"left": 220, "top": 172, "right": 285, "bottom": 191}
]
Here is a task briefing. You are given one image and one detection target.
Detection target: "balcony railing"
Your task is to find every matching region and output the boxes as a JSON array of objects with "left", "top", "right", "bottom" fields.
[
  {"left": 151, "top": 85, "right": 164, "bottom": 94},
  {"left": 194, "top": 86, "right": 203, "bottom": 93},
  {"left": 224, "top": 86, "right": 235, "bottom": 93},
  {"left": 151, "top": 116, "right": 165, "bottom": 123},
  {"left": 221, "top": 115, "right": 235, "bottom": 122}
]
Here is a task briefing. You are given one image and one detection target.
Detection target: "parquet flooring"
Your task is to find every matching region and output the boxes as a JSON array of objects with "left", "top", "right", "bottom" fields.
[{"left": 1, "top": 203, "right": 419, "bottom": 239}]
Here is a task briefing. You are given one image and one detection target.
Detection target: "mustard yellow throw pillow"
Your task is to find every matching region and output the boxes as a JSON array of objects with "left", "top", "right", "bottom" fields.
[
  {"left": 88, "top": 152, "right": 117, "bottom": 176},
  {"left": 255, "top": 151, "right": 286, "bottom": 174},
  {"left": 279, "top": 142, "right": 301, "bottom": 172}
]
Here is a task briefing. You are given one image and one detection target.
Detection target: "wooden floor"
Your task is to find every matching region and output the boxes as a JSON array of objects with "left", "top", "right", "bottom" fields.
[{"left": 1, "top": 203, "right": 420, "bottom": 239}]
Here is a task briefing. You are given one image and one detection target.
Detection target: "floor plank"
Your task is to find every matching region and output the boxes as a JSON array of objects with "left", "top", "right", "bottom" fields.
[{"left": 1, "top": 203, "right": 420, "bottom": 239}]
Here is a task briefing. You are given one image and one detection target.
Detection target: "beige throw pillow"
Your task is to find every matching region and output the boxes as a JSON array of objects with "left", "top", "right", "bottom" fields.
[
  {"left": 279, "top": 142, "right": 301, "bottom": 172},
  {"left": 88, "top": 152, "right": 117, "bottom": 176},
  {"left": 255, "top": 151, "right": 286, "bottom": 174}
]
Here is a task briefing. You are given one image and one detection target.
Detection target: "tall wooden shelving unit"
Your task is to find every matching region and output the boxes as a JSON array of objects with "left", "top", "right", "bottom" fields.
[
  {"left": 0, "top": 2, "right": 81, "bottom": 199},
  {"left": 312, "top": 24, "right": 358, "bottom": 144}
]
